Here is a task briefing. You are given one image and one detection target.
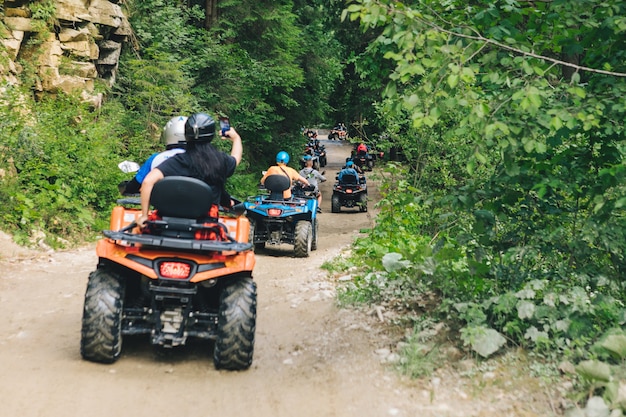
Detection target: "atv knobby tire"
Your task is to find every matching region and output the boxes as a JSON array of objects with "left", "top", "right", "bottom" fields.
[
  {"left": 359, "top": 193, "right": 368, "bottom": 212},
  {"left": 80, "top": 267, "right": 125, "bottom": 363},
  {"left": 294, "top": 220, "right": 312, "bottom": 257},
  {"left": 213, "top": 277, "right": 257, "bottom": 370},
  {"left": 311, "top": 218, "right": 319, "bottom": 251},
  {"left": 248, "top": 219, "right": 265, "bottom": 252},
  {"left": 331, "top": 194, "right": 341, "bottom": 213}
]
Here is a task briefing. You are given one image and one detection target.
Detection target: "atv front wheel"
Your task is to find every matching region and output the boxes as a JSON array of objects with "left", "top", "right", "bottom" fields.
[
  {"left": 331, "top": 194, "right": 341, "bottom": 213},
  {"left": 213, "top": 277, "right": 257, "bottom": 370},
  {"left": 294, "top": 220, "right": 312, "bottom": 257},
  {"left": 80, "top": 267, "right": 125, "bottom": 363}
]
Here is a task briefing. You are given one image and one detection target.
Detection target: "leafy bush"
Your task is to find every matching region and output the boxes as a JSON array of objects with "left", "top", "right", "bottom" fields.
[
  {"left": 337, "top": 160, "right": 626, "bottom": 362},
  {"left": 0, "top": 87, "right": 150, "bottom": 246}
]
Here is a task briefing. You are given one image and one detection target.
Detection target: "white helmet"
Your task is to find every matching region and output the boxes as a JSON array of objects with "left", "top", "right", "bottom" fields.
[{"left": 162, "top": 115, "right": 188, "bottom": 146}]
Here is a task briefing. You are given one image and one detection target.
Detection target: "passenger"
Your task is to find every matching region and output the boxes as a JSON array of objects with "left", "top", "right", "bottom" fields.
[
  {"left": 299, "top": 155, "right": 326, "bottom": 212},
  {"left": 137, "top": 112, "right": 243, "bottom": 228},
  {"left": 120, "top": 116, "right": 187, "bottom": 194}
]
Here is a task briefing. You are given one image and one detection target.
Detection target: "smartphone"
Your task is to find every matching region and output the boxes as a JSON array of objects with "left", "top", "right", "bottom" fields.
[{"left": 219, "top": 117, "right": 230, "bottom": 136}]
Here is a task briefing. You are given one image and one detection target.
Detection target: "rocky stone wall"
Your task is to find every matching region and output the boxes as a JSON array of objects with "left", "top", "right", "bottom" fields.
[{"left": 1, "top": 0, "right": 131, "bottom": 107}]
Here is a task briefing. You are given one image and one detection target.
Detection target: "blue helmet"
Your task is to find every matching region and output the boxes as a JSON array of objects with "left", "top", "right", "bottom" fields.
[
  {"left": 303, "top": 154, "right": 312, "bottom": 161},
  {"left": 346, "top": 160, "right": 354, "bottom": 167},
  {"left": 276, "top": 151, "right": 290, "bottom": 164}
]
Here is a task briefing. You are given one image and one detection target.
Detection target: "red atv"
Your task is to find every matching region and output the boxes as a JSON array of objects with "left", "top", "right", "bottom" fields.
[{"left": 80, "top": 175, "right": 256, "bottom": 370}]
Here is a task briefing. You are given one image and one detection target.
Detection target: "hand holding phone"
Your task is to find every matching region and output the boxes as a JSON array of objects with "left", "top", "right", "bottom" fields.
[{"left": 219, "top": 117, "right": 230, "bottom": 137}]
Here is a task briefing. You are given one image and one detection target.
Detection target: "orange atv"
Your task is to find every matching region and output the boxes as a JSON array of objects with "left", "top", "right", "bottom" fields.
[{"left": 80, "top": 176, "right": 256, "bottom": 370}]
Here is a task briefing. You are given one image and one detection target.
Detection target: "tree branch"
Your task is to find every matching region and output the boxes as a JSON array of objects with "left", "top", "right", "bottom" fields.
[{"left": 382, "top": 1, "right": 626, "bottom": 78}]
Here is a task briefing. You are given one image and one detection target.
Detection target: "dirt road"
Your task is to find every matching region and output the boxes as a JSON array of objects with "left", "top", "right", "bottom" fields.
[{"left": 0, "top": 139, "right": 556, "bottom": 416}]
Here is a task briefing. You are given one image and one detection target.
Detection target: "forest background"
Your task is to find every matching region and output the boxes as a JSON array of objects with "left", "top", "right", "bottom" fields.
[{"left": 2, "top": 0, "right": 626, "bottom": 411}]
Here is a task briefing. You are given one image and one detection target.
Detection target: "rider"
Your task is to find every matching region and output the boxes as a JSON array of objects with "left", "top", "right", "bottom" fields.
[
  {"left": 338, "top": 160, "right": 361, "bottom": 184},
  {"left": 261, "top": 151, "right": 310, "bottom": 200},
  {"left": 299, "top": 155, "right": 326, "bottom": 212},
  {"left": 356, "top": 142, "right": 368, "bottom": 156},
  {"left": 305, "top": 129, "right": 318, "bottom": 140},
  {"left": 138, "top": 112, "right": 243, "bottom": 228},
  {"left": 342, "top": 158, "right": 364, "bottom": 174},
  {"left": 120, "top": 115, "right": 187, "bottom": 194}
]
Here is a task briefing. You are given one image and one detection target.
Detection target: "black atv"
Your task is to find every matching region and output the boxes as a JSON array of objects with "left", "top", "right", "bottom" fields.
[{"left": 331, "top": 172, "right": 367, "bottom": 213}]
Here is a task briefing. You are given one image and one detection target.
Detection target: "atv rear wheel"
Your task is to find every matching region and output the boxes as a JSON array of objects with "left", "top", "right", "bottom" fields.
[
  {"left": 359, "top": 193, "right": 368, "bottom": 212},
  {"left": 311, "top": 218, "right": 319, "bottom": 251},
  {"left": 294, "top": 220, "right": 312, "bottom": 257},
  {"left": 80, "top": 267, "right": 125, "bottom": 363},
  {"left": 331, "top": 194, "right": 341, "bottom": 213},
  {"left": 248, "top": 219, "right": 265, "bottom": 252},
  {"left": 213, "top": 277, "right": 257, "bottom": 370}
]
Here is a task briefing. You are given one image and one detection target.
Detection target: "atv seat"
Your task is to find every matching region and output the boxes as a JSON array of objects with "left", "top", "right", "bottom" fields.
[
  {"left": 264, "top": 175, "right": 291, "bottom": 200},
  {"left": 339, "top": 173, "right": 359, "bottom": 185},
  {"left": 147, "top": 176, "right": 229, "bottom": 240},
  {"left": 150, "top": 176, "right": 220, "bottom": 218}
]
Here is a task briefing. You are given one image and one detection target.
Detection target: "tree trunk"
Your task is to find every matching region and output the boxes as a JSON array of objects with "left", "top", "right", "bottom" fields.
[{"left": 205, "top": 0, "right": 218, "bottom": 29}]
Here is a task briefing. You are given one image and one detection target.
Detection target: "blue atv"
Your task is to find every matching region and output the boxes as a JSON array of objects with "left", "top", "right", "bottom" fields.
[{"left": 243, "top": 175, "right": 319, "bottom": 257}]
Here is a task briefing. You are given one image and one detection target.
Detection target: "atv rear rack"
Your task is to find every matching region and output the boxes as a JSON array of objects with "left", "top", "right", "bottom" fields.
[{"left": 103, "top": 230, "right": 252, "bottom": 252}]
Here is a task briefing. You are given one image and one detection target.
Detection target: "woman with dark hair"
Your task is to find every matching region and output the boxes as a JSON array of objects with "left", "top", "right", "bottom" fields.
[{"left": 137, "top": 112, "right": 243, "bottom": 228}]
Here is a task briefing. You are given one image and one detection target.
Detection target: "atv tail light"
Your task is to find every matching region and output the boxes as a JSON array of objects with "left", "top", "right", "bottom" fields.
[
  {"left": 268, "top": 208, "right": 283, "bottom": 216},
  {"left": 346, "top": 189, "right": 353, "bottom": 193},
  {"left": 159, "top": 261, "right": 192, "bottom": 279}
]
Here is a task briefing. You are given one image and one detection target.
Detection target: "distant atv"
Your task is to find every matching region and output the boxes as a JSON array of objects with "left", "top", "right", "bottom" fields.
[
  {"left": 352, "top": 152, "right": 374, "bottom": 171},
  {"left": 351, "top": 144, "right": 384, "bottom": 171},
  {"left": 331, "top": 172, "right": 368, "bottom": 213},
  {"left": 81, "top": 172, "right": 256, "bottom": 370},
  {"left": 244, "top": 175, "right": 319, "bottom": 257},
  {"left": 328, "top": 125, "right": 348, "bottom": 140}
]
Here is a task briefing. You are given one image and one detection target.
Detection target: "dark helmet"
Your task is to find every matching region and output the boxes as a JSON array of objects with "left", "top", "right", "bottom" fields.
[
  {"left": 276, "top": 151, "right": 290, "bottom": 164},
  {"left": 184, "top": 112, "right": 215, "bottom": 142}
]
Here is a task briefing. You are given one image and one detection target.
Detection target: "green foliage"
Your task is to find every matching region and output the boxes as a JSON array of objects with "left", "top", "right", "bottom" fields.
[
  {"left": 460, "top": 326, "right": 507, "bottom": 359},
  {"left": 570, "top": 329, "right": 626, "bottom": 414},
  {"left": 334, "top": 0, "right": 626, "bottom": 366},
  {"left": 29, "top": 0, "right": 56, "bottom": 30},
  {"left": 115, "top": 56, "right": 197, "bottom": 124},
  {"left": 0, "top": 88, "right": 141, "bottom": 246},
  {"left": 396, "top": 333, "right": 443, "bottom": 378}
]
